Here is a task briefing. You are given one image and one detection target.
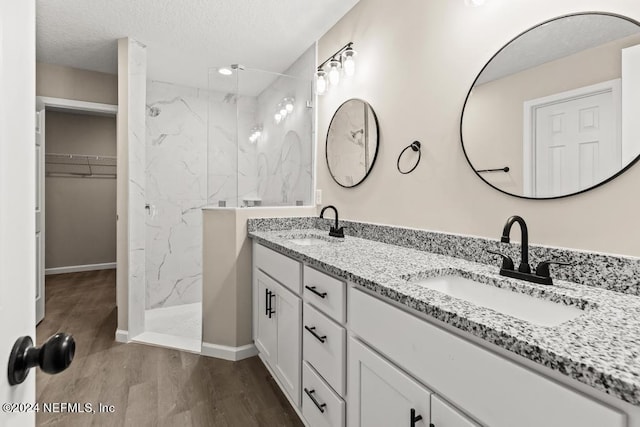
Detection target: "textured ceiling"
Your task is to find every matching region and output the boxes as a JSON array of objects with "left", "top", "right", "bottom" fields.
[
  {"left": 36, "top": 0, "right": 359, "bottom": 89},
  {"left": 477, "top": 14, "right": 640, "bottom": 85}
]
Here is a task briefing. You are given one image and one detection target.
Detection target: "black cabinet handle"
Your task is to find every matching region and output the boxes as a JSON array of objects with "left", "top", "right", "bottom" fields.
[
  {"left": 304, "top": 326, "right": 327, "bottom": 343},
  {"left": 264, "top": 288, "right": 270, "bottom": 316},
  {"left": 305, "top": 285, "right": 327, "bottom": 299},
  {"left": 410, "top": 408, "right": 423, "bottom": 427},
  {"left": 267, "top": 290, "right": 276, "bottom": 318},
  {"left": 304, "top": 388, "right": 327, "bottom": 413},
  {"left": 8, "top": 333, "right": 75, "bottom": 385}
]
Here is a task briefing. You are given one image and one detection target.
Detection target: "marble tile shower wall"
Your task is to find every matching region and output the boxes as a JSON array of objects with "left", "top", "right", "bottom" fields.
[
  {"left": 248, "top": 217, "right": 640, "bottom": 296},
  {"left": 145, "top": 81, "right": 208, "bottom": 309}
]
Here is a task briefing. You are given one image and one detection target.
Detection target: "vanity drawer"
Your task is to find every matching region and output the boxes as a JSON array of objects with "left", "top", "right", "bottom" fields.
[
  {"left": 348, "top": 287, "right": 625, "bottom": 427},
  {"left": 303, "top": 265, "right": 346, "bottom": 323},
  {"left": 303, "top": 303, "right": 346, "bottom": 396},
  {"left": 302, "top": 362, "right": 345, "bottom": 427},
  {"left": 254, "top": 243, "right": 301, "bottom": 293}
]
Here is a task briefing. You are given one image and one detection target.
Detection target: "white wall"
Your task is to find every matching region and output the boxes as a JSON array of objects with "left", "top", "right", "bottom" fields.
[{"left": 317, "top": 0, "right": 640, "bottom": 257}]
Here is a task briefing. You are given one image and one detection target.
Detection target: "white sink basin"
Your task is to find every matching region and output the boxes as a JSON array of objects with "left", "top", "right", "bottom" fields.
[
  {"left": 414, "top": 275, "right": 583, "bottom": 327},
  {"left": 289, "top": 238, "right": 331, "bottom": 246}
]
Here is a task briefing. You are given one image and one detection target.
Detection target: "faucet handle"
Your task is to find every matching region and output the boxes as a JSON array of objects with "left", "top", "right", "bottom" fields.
[
  {"left": 486, "top": 250, "right": 514, "bottom": 271},
  {"left": 535, "top": 260, "right": 572, "bottom": 278},
  {"left": 329, "top": 226, "right": 345, "bottom": 238}
]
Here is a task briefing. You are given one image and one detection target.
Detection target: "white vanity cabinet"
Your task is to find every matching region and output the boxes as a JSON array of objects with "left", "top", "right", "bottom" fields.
[
  {"left": 348, "top": 286, "right": 625, "bottom": 427},
  {"left": 348, "top": 337, "right": 432, "bottom": 427},
  {"left": 253, "top": 244, "right": 302, "bottom": 407},
  {"left": 252, "top": 241, "right": 632, "bottom": 427},
  {"left": 302, "top": 265, "right": 348, "bottom": 427}
]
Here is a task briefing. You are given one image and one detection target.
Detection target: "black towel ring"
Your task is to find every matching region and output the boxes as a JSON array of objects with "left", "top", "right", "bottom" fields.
[{"left": 397, "top": 141, "right": 421, "bottom": 174}]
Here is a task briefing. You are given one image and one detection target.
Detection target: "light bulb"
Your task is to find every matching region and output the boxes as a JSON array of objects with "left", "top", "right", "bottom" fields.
[
  {"left": 275, "top": 112, "right": 281, "bottom": 123},
  {"left": 316, "top": 70, "right": 327, "bottom": 95},
  {"left": 285, "top": 98, "right": 294, "bottom": 113},
  {"left": 342, "top": 46, "right": 356, "bottom": 77},
  {"left": 218, "top": 67, "right": 233, "bottom": 76},
  {"left": 255, "top": 130, "right": 261, "bottom": 138},
  {"left": 328, "top": 59, "right": 341, "bottom": 86}
]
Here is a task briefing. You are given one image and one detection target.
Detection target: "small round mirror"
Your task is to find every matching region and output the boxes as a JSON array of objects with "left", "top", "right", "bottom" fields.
[{"left": 326, "top": 99, "right": 379, "bottom": 188}]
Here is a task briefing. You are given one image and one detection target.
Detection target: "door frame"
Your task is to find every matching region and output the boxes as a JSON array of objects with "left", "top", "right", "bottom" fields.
[
  {"left": 35, "top": 96, "right": 117, "bottom": 324},
  {"left": 522, "top": 79, "right": 621, "bottom": 197}
]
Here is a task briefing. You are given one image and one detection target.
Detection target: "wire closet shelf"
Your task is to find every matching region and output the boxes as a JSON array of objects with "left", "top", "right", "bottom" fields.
[{"left": 45, "top": 153, "right": 117, "bottom": 179}]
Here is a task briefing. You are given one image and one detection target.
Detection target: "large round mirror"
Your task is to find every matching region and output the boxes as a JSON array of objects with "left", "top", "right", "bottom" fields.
[
  {"left": 461, "top": 12, "right": 640, "bottom": 199},
  {"left": 326, "top": 99, "right": 379, "bottom": 188}
]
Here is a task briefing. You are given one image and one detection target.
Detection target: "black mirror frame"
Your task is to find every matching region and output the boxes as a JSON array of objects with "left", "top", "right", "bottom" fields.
[
  {"left": 460, "top": 11, "right": 640, "bottom": 200},
  {"left": 326, "top": 98, "right": 380, "bottom": 188}
]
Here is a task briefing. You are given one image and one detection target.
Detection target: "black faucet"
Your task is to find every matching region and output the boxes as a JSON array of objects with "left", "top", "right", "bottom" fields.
[
  {"left": 487, "top": 215, "right": 571, "bottom": 285},
  {"left": 501, "top": 215, "right": 530, "bottom": 273},
  {"left": 319, "top": 205, "right": 344, "bottom": 238}
]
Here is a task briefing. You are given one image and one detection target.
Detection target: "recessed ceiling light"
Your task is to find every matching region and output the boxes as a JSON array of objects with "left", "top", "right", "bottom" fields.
[{"left": 218, "top": 68, "right": 233, "bottom": 76}]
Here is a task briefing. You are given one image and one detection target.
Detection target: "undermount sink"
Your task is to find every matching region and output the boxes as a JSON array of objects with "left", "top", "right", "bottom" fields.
[
  {"left": 414, "top": 275, "right": 583, "bottom": 327},
  {"left": 278, "top": 232, "right": 342, "bottom": 246},
  {"left": 289, "top": 238, "right": 332, "bottom": 246}
]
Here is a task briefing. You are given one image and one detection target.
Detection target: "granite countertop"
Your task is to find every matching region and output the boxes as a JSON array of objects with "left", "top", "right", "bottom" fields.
[{"left": 249, "top": 228, "right": 640, "bottom": 407}]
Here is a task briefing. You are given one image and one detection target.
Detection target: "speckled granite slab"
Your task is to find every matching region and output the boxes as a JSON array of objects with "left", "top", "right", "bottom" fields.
[
  {"left": 248, "top": 217, "right": 640, "bottom": 296},
  {"left": 248, "top": 224, "right": 640, "bottom": 406}
]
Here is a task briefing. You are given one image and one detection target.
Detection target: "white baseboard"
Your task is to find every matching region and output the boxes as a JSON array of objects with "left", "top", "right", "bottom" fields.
[
  {"left": 114, "top": 329, "right": 129, "bottom": 343},
  {"left": 45, "top": 262, "right": 116, "bottom": 275},
  {"left": 201, "top": 342, "right": 258, "bottom": 361}
]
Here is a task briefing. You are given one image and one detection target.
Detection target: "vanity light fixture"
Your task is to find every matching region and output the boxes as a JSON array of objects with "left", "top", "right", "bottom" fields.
[
  {"left": 284, "top": 97, "right": 295, "bottom": 113},
  {"left": 328, "top": 58, "right": 341, "bottom": 86},
  {"left": 316, "top": 70, "right": 327, "bottom": 95},
  {"left": 249, "top": 125, "right": 262, "bottom": 143},
  {"left": 279, "top": 103, "right": 288, "bottom": 119},
  {"left": 342, "top": 46, "right": 357, "bottom": 77},
  {"left": 315, "top": 42, "right": 356, "bottom": 95}
]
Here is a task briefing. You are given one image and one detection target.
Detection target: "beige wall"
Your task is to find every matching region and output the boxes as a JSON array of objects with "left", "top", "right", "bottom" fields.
[
  {"left": 36, "top": 62, "right": 117, "bottom": 105},
  {"left": 317, "top": 0, "right": 640, "bottom": 257},
  {"left": 45, "top": 111, "right": 117, "bottom": 268},
  {"left": 465, "top": 33, "right": 640, "bottom": 195},
  {"left": 202, "top": 206, "right": 316, "bottom": 347}
]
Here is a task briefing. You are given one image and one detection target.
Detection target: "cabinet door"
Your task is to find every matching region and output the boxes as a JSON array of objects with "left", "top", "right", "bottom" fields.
[
  {"left": 274, "top": 284, "right": 302, "bottom": 407},
  {"left": 431, "top": 395, "right": 479, "bottom": 427},
  {"left": 348, "top": 337, "right": 431, "bottom": 427},
  {"left": 255, "top": 270, "right": 277, "bottom": 363}
]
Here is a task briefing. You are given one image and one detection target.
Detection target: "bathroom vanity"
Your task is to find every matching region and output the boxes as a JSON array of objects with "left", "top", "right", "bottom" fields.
[{"left": 249, "top": 220, "right": 640, "bottom": 427}]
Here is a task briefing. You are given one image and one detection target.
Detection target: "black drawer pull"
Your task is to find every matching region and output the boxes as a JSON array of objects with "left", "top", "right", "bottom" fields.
[
  {"left": 304, "top": 388, "right": 327, "bottom": 413},
  {"left": 264, "top": 288, "right": 270, "bottom": 316},
  {"left": 410, "top": 408, "right": 423, "bottom": 427},
  {"left": 267, "top": 290, "right": 276, "bottom": 318},
  {"left": 305, "top": 285, "right": 327, "bottom": 299},
  {"left": 304, "top": 326, "right": 327, "bottom": 343}
]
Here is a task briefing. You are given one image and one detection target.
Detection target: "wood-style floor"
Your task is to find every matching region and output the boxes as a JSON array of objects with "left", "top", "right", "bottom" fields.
[{"left": 36, "top": 269, "right": 302, "bottom": 427}]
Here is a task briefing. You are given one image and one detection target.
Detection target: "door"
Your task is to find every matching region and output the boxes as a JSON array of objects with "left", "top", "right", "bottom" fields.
[
  {"left": 348, "top": 337, "right": 431, "bottom": 427},
  {"left": 0, "top": 1, "right": 37, "bottom": 426},
  {"left": 274, "top": 284, "right": 301, "bottom": 406},
  {"left": 431, "top": 395, "right": 480, "bottom": 427},
  {"left": 525, "top": 80, "right": 621, "bottom": 197},
  {"left": 255, "top": 270, "right": 277, "bottom": 362},
  {"left": 35, "top": 104, "right": 45, "bottom": 324}
]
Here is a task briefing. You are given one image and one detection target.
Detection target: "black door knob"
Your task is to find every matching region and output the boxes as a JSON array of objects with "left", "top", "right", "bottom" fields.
[{"left": 7, "top": 332, "right": 75, "bottom": 385}]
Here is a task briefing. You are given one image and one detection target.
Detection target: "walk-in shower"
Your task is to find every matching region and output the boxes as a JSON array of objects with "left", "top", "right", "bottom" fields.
[{"left": 131, "top": 46, "right": 314, "bottom": 353}]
